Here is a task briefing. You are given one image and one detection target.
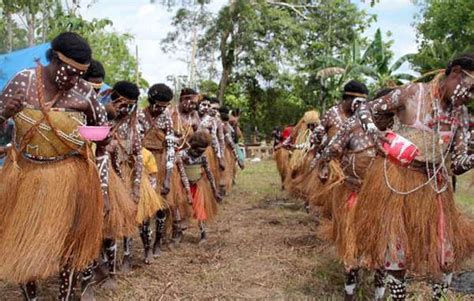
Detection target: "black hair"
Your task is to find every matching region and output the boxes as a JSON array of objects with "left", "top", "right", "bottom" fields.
[
  {"left": 372, "top": 87, "right": 394, "bottom": 100},
  {"left": 148, "top": 83, "right": 173, "bottom": 104},
  {"left": 446, "top": 53, "right": 474, "bottom": 75},
  {"left": 210, "top": 97, "right": 220, "bottom": 104},
  {"left": 46, "top": 32, "right": 92, "bottom": 65},
  {"left": 201, "top": 94, "right": 211, "bottom": 102},
  {"left": 219, "top": 106, "right": 230, "bottom": 121},
  {"left": 343, "top": 80, "right": 369, "bottom": 97},
  {"left": 83, "top": 59, "right": 105, "bottom": 81},
  {"left": 111, "top": 81, "right": 140, "bottom": 101},
  {"left": 231, "top": 108, "right": 241, "bottom": 117},
  {"left": 219, "top": 106, "right": 230, "bottom": 115},
  {"left": 180, "top": 88, "right": 198, "bottom": 97},
  {"left": 190, "top": 130, "right": 212, "bottom": 148}
]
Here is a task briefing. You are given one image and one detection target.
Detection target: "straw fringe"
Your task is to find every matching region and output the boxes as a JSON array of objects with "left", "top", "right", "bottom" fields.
[
  {"left": 354, "top": 157, "right": 474, "bottom": 276},
  {"left": 104, "top": 165, "right": 137, "bottom": 239},
  {"left": 0, "top": 156, "right": 103, "bottom": 283}
]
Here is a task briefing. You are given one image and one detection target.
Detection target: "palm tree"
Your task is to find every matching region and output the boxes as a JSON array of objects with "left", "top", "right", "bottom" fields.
[{"left": 315, "top": 28, "right": 416, "bottom": 108}]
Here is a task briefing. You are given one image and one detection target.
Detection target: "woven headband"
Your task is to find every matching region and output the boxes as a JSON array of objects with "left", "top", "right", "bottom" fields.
[
  {"left": 56, "top": 51, "right": 90, "bottom": 71},
  {"left": 344, "top": 92, "right": 368, "bottom": 98},
  {"left": 87, "top": 81, "right": 103, "bottom": 90}
]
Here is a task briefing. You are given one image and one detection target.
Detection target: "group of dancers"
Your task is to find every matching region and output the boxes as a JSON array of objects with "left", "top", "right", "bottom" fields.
[
  {"left": 0, "top": 31, "right": 244, "bottom": 300},
  {"left": 275, "top": 55, "right": 474, "bottom": 300}
]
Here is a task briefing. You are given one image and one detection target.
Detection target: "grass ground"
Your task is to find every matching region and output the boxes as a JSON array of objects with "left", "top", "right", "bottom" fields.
[{"left": 0, "top": 160, "right": 473, "bottom": 300}]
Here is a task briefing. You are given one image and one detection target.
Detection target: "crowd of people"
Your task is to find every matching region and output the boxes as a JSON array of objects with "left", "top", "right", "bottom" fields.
[
  {"left": 1, "top": 29, "right": 474, "bottom": 301},
  {"left": 274, "top": 55, "right": 474, "bottom": 300},
  {"left": 0, "top": 32, "right": 244, "bottom": 300}
]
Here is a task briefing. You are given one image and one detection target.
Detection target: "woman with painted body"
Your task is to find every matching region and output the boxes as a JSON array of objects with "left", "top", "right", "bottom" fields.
[
  {"left": 219, "top": 106, "right": 244, "bottom": 193},
  {"left": 198, "top": 96, "right": 226, "bottom": 197},
  {"left": 138, "top": 84, "right": 177, "bottom": 257},
  {"left": 354, "top": 54, "right": 474, "bottom": 300},
  {"left": 0, "top": 32, "right": 109, "bottom": 300},
  {"left": 167, "top": 88, "right": 201, "bottom": 244}
]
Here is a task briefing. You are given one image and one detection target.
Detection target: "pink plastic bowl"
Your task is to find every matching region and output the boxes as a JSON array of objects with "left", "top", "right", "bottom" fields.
[
  {"left": 383, "top": 132, "right": 419, "bottom": 166},
  {"left": 78, "top": 126, "right": 111, "bottom": 141}
]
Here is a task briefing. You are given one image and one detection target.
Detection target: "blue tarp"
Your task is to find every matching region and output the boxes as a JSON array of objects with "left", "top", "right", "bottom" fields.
[
  {"left": 0, "top": 43, "right": 110, "bottom": 92},
  {"left": 0, "top": 43, "right": 50, "bottom": 92}
]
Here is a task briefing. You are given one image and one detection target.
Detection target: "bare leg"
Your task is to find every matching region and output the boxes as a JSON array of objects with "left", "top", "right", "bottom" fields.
[
  {"left": 153, "top": 210, "right": 166, "bottom": 257},
  {"left": 199, "top": 221, "right": 207, "bottom": 243},
  {"left": 21, "top": 281, "right": 37, "bottom": 301},
  {"left": 344, "top": 268, "right": 358, "bottom": 301},
  {"left": 171, "top": 208, "right": 183, "bottom": 245},
  {"left": 139, "top": 220, "right": 152, "bottom": 264},
  {"left": 374, "top": 268, "right": 386, "bottom": 300},
  {"left": 80, "top": 262, "right": 96, "bottom": 301},
  {"left": 386, "top": 270, "right": 407, "bottom": 301},
  {"left": 432, "top": 272, "right": 452, "bottom": 301},
  {"left": 58, "top": 266, "right": 76, "bottom": 301},
  {"left": 122, "top": 237, "right": 132, "bottom": 272}
]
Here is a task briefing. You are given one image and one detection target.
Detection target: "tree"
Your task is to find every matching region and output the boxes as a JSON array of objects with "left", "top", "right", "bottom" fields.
[
  {"left": 47, "top": 12, "right": 148, "bottom": 86},
  {"left": 161, "top": 0, "right": 214, "bottom": 88},
  {"left": 412, "top": 0, "right": 474, "bottom": 73}
]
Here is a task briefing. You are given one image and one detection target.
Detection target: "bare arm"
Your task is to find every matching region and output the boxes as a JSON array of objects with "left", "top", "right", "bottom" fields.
[
  {"left": 203, "top": 156, "right": 219, "bottom": 197},
  {"left": 451, "top": 107, "right": 474, "bottom": 175}
]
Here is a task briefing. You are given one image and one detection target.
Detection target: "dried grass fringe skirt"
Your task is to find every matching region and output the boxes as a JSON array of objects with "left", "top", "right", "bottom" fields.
[
  {"left": 0, "top": 155, "right": 103, "bottom": 283},
  {"left": 353, "top": 157, "right": 474, "bottom": 276}
]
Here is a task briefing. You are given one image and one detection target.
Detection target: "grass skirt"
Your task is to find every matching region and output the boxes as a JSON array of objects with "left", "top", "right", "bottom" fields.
[
  {"left": 152, "top": 150, "right": 190, "bottom": 222},
  {"left": 0, "top": 155, "right": 103, "bottom": 283},
  {"left": 286, "top": 152, "right": 315, "bottom": 199},
  {"left": 274, "top": 148, "right": 289, "bottom": 187},
  {"left": 206, "top": 147, "right": 223, "bottom": 189},
  {"left": 104, "top": 166, "right": 137, "bottom": 239},
  {"left": 136, "top": 171, "right": 167, "bottom": 224},
  {"left": 318, "top": 184, "right": 359, "bottom": 267},
  {"left": 190, "top": 176, "right": 218, "bottom": 222},
  {"left": 305, "top": 160, "right": 345, "bottom": 219},
  {"left": 353, "top": 157, "right": 474, "bottom": 276},
  {"left": 222, "top": 145, "right": 236, "bottom": 193}
]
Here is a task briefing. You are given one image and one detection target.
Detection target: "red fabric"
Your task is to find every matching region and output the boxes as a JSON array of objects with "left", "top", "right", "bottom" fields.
[
  {"left": 190, "top": 183, "right": 207, "bottom": 221},
  {"left": 347, "top": 191, "right": 358, "bottom": 209},
  {"left": 282, "top": 126, "right": 292, "bottom": 140}
]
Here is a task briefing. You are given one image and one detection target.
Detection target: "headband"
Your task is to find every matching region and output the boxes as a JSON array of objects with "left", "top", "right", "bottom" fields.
[
  {"left": 56, "top": 51, "right": 90, "bottom": 71},
  {"left": 87, "top": 81, "right": 103, "bottom": 90},
  {"left": 344, "top": 92, "right": 368, "bottom": 98},
  {"left": 462, "top": 69, "right": 474, "bottom": 79}
]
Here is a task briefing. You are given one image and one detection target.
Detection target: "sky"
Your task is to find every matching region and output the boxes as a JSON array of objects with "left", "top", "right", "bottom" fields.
[{"left": 78, "top": 0, "right": 420, "bottom": 86}]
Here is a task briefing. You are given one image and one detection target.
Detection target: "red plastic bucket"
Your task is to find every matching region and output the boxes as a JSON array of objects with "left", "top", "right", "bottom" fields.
[{"left": 383, "top": 132, "right": 419, "bottom": 166}]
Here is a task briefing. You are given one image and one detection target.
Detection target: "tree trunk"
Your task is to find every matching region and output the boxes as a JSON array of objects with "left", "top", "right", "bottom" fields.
[
  {"left": 6, "top": 10, "right": 13, "bottom": 52},
  {"left": 217, "top": 66, "right": 231, "bottom": 103},
  {"left": 26, "top": 9, "right": 35, "bottom": 47}
]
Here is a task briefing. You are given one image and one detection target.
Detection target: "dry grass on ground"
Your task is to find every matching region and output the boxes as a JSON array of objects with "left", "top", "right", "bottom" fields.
[{"left": 0, "top": 160, "right": 473, "bottom": 300}]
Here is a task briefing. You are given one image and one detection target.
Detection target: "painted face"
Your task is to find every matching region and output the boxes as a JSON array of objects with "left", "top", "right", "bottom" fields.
[
  {"left": 150, "top": 101, "right": 169, "bottom": 116},
  {"left": 210, "top": 103, "right": 220, "bottom": 117},
  {"left": 180, "top": 95, "right": 198, "bottom": 113},
  {"left": 55, "top": 63, "right": 84, "bottom": 91},
  {"left": 199, "top": 100, "right": 211, "bottom": 115},
  {"left": 111, "top": 95, "right": 137, "bottom": 119},
  {"left": 307, "top": 123, "right": 317, "bottom": 131},
  {"left": 190, "top": 145, "right": 207, "bottom": 158}
]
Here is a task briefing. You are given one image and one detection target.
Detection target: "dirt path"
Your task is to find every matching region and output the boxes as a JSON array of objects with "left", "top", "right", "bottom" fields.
[{"left": 1, "top": 160, "right": 473, "bottom": 300}]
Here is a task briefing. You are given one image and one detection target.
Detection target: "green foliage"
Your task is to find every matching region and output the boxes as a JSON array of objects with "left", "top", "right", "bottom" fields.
[
  {"left": 47, "top": 13, "right": 147, "bottom": 87},
  {"left": 412, "top": 0, "right": 474, "bottom": 74},
  {"left": 0, "top": 1, "right": 146, "bottom": 87}
]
